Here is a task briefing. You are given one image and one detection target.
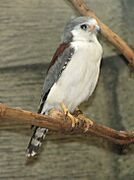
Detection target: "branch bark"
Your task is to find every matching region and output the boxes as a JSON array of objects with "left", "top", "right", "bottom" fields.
[
  {"left": 0, "top": 103, "right": 134, "bottom": 145},
  {"left": 70, "top": 0, "right": 134, "bottom": 67}
]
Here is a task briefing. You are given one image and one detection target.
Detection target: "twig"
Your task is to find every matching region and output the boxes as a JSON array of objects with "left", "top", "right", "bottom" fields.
[
  {"left": 0, "top": 103, "right": 134, "bottom": 145},
  {"left": 70, "top": 0, "right": 134, "bottom": 66}
]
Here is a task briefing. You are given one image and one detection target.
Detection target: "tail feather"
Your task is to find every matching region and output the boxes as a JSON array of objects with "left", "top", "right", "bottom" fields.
[{"left": 26, "top": 126, "right": 48, "bottom": 157}]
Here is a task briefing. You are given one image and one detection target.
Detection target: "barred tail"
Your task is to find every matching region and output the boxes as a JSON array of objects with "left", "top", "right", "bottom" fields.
[{"left": 26, "top": 126, "right": 48, "bottom": 157}]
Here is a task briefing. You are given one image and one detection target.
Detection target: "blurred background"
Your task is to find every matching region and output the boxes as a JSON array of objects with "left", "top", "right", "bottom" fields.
[{"left": 0, "top": 0, "right": 133, "bottom": 179}]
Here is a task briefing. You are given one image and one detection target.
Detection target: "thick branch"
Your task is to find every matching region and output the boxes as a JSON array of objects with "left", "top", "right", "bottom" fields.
[
  {"left": 71, "top": 0, "right": 134, "bottom": 66},
  {"left": 0, "top": 103, "right": 134, "bottom": 145}
]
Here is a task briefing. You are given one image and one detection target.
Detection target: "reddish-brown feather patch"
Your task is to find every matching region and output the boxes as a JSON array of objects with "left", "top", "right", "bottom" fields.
[{"left": 47, "top": 43, "right": 70, "bottom": 73}]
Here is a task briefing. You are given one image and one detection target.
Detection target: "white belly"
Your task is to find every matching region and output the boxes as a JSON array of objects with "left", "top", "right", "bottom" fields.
[{"left": 43, "top": 40, "right": 102, "bottom": 113}]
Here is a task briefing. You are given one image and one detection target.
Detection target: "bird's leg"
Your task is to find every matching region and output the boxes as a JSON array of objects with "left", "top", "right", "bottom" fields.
[
  {"left": 72, "top": 107, "right": 83, "bottom": 117},
  {"left": 60, "top": 102, "right": 78, "bottom": 128}
]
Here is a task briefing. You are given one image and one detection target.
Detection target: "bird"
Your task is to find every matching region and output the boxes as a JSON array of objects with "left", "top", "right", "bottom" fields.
[{"left": 26, "top": 16, "right": 103, "bottom": 157}]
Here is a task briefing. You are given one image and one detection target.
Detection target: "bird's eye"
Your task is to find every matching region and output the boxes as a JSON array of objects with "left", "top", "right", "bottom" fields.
[{"left": 80, "top": 24, "right": 88, "bottom": 30}]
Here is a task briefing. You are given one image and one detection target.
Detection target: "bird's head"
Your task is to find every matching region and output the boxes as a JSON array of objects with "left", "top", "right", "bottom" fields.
[{"left": 62, "top": 16, "right": 100, "bottom": 43}]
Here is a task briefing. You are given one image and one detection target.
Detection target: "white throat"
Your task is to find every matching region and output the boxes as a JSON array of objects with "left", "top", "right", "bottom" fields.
[{"left": 71, "top": 29, "right": 98, "bottom": 43}]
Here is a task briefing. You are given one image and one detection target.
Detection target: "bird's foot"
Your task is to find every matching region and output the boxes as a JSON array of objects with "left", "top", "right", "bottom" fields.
[
  {"left": 78, "top": 114, "right": 93, "bottom": 132},
  {"left": 83, "top": 119, "right": 93, "bottom": 132},
  {"left": 67, "top": 112, "right": 78, "bottom": 128},
  {"left": 60, "top": 102, "right": 78, "bottom": 128},
  {"left": 72, "top": 107, "right": 83, "bottom": 117}
]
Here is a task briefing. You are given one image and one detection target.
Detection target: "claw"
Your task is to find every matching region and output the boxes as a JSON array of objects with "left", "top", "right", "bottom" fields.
[
  {"left": 78, "top": 114, "right": 93, "bottom": 132},
  {"left": 60, "top": 102, "right": 78, "bottom": 128},
  {"left": 67, "top": 112, "right": 78, "bottom": 128}
]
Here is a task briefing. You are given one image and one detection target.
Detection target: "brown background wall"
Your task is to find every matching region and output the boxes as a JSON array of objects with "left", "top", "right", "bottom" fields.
[{"left": 0, "top": 0, "right": 134, "bottom": 179}]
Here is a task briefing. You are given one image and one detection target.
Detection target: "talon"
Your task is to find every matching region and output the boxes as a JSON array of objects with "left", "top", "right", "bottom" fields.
[
  {"left": 84, "top": 119, "right": 93, "bottom": 132},
  {"left": 60, "top": 102, "right": 78, "bottom": 128},
  {"left": 67, "top": 112, "right": 78, "bottom": 128},
  {"left": 78, "top": 114, "right": 93, "bottom": 132}
]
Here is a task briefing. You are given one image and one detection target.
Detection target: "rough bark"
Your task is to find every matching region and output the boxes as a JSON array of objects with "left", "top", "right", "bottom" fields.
[{"left": 0, "top": 103, "right": 134, "bottom": 145}]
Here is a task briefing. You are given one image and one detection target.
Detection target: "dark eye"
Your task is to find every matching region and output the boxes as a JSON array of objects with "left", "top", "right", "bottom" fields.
[{"left": 80, "top": 24, "right": 88, "bottom": 30}]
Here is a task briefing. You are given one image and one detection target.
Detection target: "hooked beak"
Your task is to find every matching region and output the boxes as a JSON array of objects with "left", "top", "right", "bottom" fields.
[{"left": 88, "top": 24, "right": 100, "bottom": 33}]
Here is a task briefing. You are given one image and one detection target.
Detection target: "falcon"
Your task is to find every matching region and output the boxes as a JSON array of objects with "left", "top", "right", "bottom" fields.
[{"left": 26, "top": 16, "right": 103, "bottom": 157}]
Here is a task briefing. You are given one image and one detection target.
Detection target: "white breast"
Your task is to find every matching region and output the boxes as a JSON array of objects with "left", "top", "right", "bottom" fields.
[{"left": 43, "top": 40, "right": 102, "bottom": 113}]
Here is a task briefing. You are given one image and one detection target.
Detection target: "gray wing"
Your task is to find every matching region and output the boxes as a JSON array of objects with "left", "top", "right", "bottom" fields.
[{"left": 38, "top": 45, "right": 75, "bottom": 113}]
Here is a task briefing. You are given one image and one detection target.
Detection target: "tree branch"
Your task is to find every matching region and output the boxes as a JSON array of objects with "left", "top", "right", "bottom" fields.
[
  {"left": 0, "top": 103, "right": 134, "bottom": 145},
  {"left": 70, "top": 0, "right": 134, "bottom": 67}
]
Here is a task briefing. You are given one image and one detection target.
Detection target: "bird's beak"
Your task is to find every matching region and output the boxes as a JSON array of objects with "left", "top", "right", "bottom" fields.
[
  {"left": 95, "top": 25, "right": 101, "bottom": 32},
  {"left": 88, "top": 24, "right": 100, "bottom": 33}
]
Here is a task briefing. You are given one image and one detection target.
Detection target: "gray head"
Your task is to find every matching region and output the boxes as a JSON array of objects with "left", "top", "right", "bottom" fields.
[{"left": 62, "top": 16, "right": 100, "bottom": 43}]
